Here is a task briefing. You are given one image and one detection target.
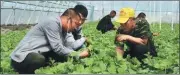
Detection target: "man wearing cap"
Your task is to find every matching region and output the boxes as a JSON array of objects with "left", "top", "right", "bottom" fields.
[
  {"left": 114, "top": 7, "right": 157, "bottom": 63},
  {"left": 96, "top": 10, "right": 117, "bottom": 34}
]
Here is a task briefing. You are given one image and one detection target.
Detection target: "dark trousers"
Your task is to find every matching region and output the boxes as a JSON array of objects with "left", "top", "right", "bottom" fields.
[
  {"left": 101, "top": 26, "right": 114, "bottom": 34},
  {"left": 97, "top": 24, "right": 114, "bottom": 34},
  {"left": 101, "top": 29, "right": 107, "bottom": 34},
  {"left": 123, "top": 45, "right": 153, "bottom": 63},
  {"left": 11, "top": 51, "right": 67, "bottom": 74}
]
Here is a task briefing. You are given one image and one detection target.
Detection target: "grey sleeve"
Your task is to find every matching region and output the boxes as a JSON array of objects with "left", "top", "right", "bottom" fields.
[
  {"left": 42, "top": 21, "right": 74, "bottom": 56},
  {"left": 66, "top": 33, "right": 86, "bottom": 50}
]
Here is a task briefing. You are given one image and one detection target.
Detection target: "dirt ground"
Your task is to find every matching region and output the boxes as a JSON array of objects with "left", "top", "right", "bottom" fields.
[{"left": 1, "top": 24, "right": 35, "bottom": 34}]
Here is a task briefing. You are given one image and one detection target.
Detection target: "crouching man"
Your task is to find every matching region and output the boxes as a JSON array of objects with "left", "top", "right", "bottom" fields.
[
  {"left": 114, "top": 8, "right": 157, "bottom": 63},
  {"left": 10, "top": 8, "right": 89, "bottom": 74}
]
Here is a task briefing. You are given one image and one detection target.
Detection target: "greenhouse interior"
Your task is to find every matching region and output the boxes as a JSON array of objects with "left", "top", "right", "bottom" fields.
[{"left": 1, "top": 1, "right": 179, "bottom": 74}]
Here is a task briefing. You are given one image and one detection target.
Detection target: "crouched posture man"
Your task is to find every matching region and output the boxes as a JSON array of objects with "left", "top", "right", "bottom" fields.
[
  {"left": 114, "top": 8, "right": 157, "bottom": 63},
  {"left": 10, "top": 8, "right": 89, "bottom": 74},
  {"left": 96, "top": 10, "right": 117, "bottom": 34}
]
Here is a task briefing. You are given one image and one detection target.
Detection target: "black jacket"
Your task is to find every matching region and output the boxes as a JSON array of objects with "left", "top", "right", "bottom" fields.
[{"left": 96, "top": 15, "right": 114, "bottom": 32}]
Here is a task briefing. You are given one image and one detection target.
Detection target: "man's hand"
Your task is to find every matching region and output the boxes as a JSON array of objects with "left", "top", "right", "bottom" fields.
[
  {"left": 85, "top": 37, "right": 89, "bottom": 43},
  {"left": 116, "top": 34, "right": 147, "bottom": 45},
  {"left": 113, "top": 27, "right": 118, "bottom": 30},
  {"left": 116, "top": 46, "right": 124, "bottom": 60},
  {"left": 116, "top": 34, "right": 130, "bottom": 42},
  {"left": 85, "top": 37, "right": 91, "bottom": 47},
  {"left": 79, "top": 49, "right": 89, "bottom": 58},
  {"left": 116, "top": 46, "right": 124, "bottom": 56}
]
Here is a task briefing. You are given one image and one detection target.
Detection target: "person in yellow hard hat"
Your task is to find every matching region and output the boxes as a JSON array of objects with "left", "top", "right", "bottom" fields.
[{"left": 114, "top": 7, "right": 157, "bottom": 63}]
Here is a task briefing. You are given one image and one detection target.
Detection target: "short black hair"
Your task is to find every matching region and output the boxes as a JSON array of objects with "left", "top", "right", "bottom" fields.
[
  {"left": 61, "top": 8, "right": 80, "bottom": 18},
  {"left": 137, "top": 12, "right": 146, "bottom": 18},
  {"left": 74, "top": 5, "right": 88, "bottom": 18},
  {"left": 110, "top": 10, "right": 116, "bottom": 14}
]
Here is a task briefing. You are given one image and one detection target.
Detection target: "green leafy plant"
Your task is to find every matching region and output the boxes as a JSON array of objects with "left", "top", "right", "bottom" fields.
[{"left": 1, "top": 22, "right": 179, "bottom": 74}]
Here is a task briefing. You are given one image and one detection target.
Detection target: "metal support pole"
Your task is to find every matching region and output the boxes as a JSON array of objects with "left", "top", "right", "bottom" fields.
[
  {"left": 160, "top": 1, "right": 162, "bottom": 30},
  {"left": 47, "top": 1, "right": 53, "bottom": 16},
  {"left": 35, "top": 1, "right": 47, "bottom": 23},
  {"left": 1, "top": 1, "right": 4, "bottom": 7},
  {"left": 149, "top": 1, "right": 151, "bottom": 25},
  {"left": 17, "top": 1, "right": 29, "bottom": 25},
  {"left": 171, "top": 1, "right": 174, "bottom": 30},
  {"left": 153, "top": 1, "right": 156, "bottom": 26},
  {"left": 5, "top": 1, "right": 18, "bottom": 25},
  {"left": 27, "top": 1, "right": 39, "bottom": 24}
]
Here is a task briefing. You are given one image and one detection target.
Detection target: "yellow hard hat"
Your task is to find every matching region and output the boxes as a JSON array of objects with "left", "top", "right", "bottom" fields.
[{"left": 115, "top": 7, "right": 135, "bottom": 23}]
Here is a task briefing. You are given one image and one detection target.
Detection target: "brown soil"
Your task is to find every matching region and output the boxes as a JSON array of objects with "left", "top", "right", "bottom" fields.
[{"left": 1, "top": 24, "right": 36, "bottom": 34}]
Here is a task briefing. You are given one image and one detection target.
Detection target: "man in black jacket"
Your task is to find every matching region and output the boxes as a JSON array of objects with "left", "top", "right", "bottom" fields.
[{"left": 96, "top": 10, "right": 116, "bottom": 34}]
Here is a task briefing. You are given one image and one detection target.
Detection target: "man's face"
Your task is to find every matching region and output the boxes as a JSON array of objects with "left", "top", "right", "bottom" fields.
[
  {"left": 121, "top": 18, "right": 136, "bottom": 32},
  {"left": 79, "top": 13, "right": 87, "bottom": 25},
  {"left": 111, "top": 13, "right": 116, "bottom": 18},
  {"left": 126, "top": 18, "right": 136, "bottom": 31},
  {"left": 66, "top": 13, "right": 84, "bottom": 32}
]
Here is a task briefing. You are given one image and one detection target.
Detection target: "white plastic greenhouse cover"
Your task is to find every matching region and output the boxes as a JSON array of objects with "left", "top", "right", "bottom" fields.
[{"left": 1, "top": 1, "right": 179, "bottom": 30}]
